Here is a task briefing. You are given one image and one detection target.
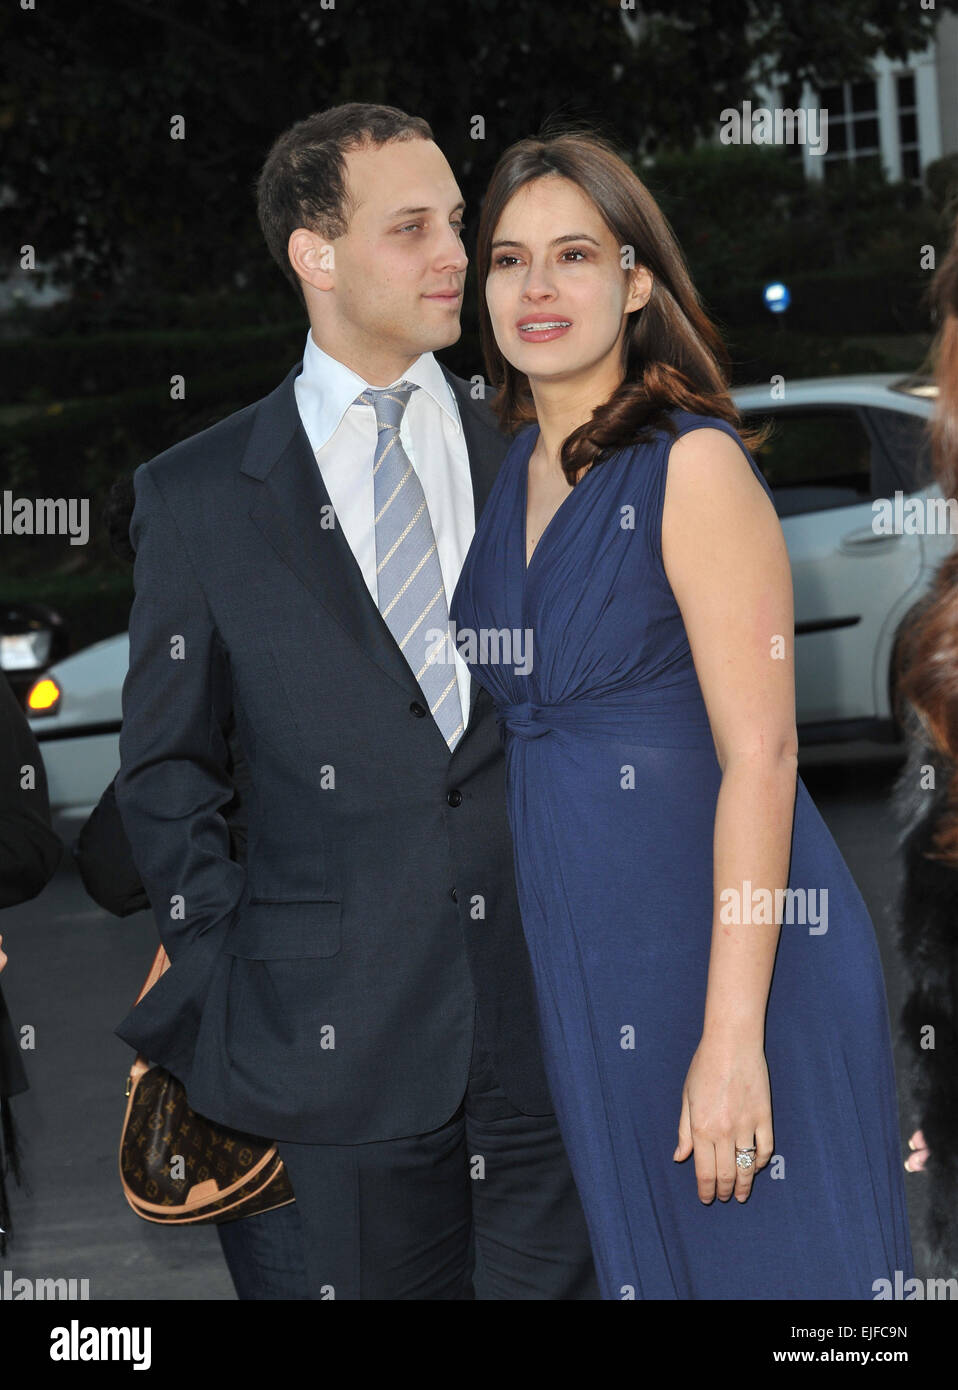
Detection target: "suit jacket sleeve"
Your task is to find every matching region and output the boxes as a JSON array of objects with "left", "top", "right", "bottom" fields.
[
  {"left": 114, "top": 463, "right": 245, "bottom": 961},
  {"left": 75, "top": 717, "right": 250, "bottom": 919},
  {"left": 72, "top": 774, "right": 151, "bottom": 917},
  {"left": 0, "top": 673, "right": 62, "bottom": 910}
]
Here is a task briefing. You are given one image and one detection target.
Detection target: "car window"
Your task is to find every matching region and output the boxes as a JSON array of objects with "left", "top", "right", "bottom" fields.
[
  {"left": 864, "top": 407, "right": 934, "bottom": 494},
  {"left": 742, "top": 409, "right": 875, "bottom": 518}
]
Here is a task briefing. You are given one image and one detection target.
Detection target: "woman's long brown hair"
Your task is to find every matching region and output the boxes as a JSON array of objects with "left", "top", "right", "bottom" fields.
[
  {"left": 475, "top": 125, "right": 771, "bottom": 482},
  {"left": 894, "top": 213, "right": 958, "bottom": 861}
]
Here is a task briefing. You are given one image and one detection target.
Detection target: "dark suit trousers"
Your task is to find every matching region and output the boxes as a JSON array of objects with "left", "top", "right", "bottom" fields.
[{"left": 216, "top": 1003, "right": 599, "bottom": 1299}]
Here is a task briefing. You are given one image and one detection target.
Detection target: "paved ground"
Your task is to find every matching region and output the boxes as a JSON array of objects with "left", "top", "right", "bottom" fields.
[{"left": 0, "top": 739, "right": 940, "bottom": 1298}]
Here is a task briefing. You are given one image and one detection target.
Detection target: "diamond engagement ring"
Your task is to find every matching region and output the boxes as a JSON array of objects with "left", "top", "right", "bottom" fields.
[{"left": 735, "top": 1147, "right": 757, "bottom": 1170}]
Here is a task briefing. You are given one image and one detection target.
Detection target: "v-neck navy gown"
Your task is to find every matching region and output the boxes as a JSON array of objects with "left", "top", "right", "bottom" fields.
[{"left": 449, "top": 410, "right": 913, "bottom": 1300}]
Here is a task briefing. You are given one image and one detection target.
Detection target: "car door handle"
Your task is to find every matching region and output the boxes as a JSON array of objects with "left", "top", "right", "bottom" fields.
[{"left": 839, "top": 527, "right": 904, "bottom": 554}]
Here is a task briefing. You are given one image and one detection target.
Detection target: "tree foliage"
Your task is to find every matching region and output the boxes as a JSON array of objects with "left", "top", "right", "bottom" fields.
[{"left": 2, "top": 0, "right": 953, "bottom": 302}]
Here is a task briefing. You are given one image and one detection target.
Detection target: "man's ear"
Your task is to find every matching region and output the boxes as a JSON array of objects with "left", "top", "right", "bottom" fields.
[{"left": 289, "top": 227, "right": 336, "bottom": 292}]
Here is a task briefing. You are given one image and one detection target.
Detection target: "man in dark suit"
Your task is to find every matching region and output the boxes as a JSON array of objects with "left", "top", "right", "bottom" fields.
[{"left": 114, "top": 102, "right": 598, "bottom": 1300}]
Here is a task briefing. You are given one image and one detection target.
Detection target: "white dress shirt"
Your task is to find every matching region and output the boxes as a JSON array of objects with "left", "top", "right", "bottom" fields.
[{"left": 293, "top": 329, "right": 474, "bottom": 732}]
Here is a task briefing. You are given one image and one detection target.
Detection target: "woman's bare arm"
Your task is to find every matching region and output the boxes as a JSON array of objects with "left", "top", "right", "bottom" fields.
[{"left": 661, "top": 425, "right": 798, "bottom": 1202}]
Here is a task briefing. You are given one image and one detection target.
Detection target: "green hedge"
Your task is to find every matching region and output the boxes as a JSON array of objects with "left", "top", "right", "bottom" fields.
[
  {"left": 707, "top": 267, "right": 932, "bottom": 336},
  {"left": 1, "top": 357, "right": 301, "bottom": 499},
  {"left": 723, "top": 327, "right": 891, "bottom": 384},
  {"left": 3, "top": 323, "right": 304, "bottom": 405}
]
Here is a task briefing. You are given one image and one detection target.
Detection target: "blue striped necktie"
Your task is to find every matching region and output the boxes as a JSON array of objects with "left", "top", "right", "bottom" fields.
[{"left": 357, "top": 381, "right": 464, "bottom": 750}]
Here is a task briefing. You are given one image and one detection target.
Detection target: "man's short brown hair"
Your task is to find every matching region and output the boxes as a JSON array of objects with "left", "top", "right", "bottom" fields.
[{"left": 256, "top": 103, "right": 434, "bottom": 307}]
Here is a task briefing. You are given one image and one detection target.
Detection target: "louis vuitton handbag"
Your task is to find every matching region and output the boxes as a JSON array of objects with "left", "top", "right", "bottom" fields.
[{"left": 119, "top": 943, "right": 295, "bottom": 1224}]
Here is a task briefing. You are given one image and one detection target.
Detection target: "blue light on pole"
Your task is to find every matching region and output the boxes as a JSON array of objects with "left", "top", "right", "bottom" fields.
[{"left": 764, "top": 281, "right": 791, "bottom": 315}]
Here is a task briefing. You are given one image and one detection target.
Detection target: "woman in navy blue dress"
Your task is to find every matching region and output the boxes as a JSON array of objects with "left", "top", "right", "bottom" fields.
[{"left": 449, "top": 129, "right": 913, "bottom": 1299}]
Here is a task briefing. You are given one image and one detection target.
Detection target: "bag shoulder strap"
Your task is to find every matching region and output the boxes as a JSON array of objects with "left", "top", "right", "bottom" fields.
[
  {"left": 126, "top": 943, "right": 171, "bottom": 1083},
  {"left": 134, "top": 943, "right": 170, "bottom": 1005}
]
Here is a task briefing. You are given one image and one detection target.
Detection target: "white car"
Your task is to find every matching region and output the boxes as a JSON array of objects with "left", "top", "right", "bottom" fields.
[
  {"left": 735, "top": 373, "right": 940, "bottom": 741},
  {"left": 23, "top": 374, "right": 940, "bottom": 821},
  {"left": 25, "top": 630, "right": 128, "bottom": 826}
]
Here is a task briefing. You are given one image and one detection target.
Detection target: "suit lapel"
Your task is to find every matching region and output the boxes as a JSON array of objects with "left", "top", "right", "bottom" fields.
[
  {"left": 443, "top": 369, "right": 512, "bottom": 726},
  {"left": 243, "top": 359, "right": 508, "bottom": 732}
]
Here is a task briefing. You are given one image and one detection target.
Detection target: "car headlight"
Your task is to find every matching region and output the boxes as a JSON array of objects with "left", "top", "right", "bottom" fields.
[{"left": 1, "top": 629, "right": 52, "bottom": 671}]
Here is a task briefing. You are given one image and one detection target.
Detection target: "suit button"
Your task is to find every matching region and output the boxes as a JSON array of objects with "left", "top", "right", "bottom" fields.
[
  {"left": 447, "top": 789, "right": 462, "bottom": 807},
  {"left": 451, "top": 887, "right": 458, "bottom": 903},
  {"left": 409, "top": 701, "right": 427, "bottom": 717}
]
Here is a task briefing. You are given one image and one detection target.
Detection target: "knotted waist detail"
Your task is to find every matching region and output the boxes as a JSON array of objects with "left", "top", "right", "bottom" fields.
[
  {"left": 494, "top": 688, "right": 713, "bottom": 745},
  {"left": 495, "top": 700, "right": 554, "bottom": 740}
]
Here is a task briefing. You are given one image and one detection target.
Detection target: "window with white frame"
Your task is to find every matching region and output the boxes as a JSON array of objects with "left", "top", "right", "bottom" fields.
[
  {"left": 819, "top": 79, "right": 882, "bottom": 179},
  {"left": 896, "top": 72, "right": 920, "bottom": 183}
]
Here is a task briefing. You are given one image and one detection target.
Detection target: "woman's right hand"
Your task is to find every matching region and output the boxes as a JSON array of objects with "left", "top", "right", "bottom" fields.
[{"left": 0, "top": 933, "right": 6, "bottom": 973}]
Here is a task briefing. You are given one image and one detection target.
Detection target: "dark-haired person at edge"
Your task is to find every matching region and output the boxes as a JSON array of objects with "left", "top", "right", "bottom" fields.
[
  {"left": 102, "top": 105, "right": 598, "bottom": 1300},
  {"left": 891, "top": 212, "right": 958, "bottom": 1274},
  {"left": 0, "top": 671, "right": 62, "bottom": 1252},
  {"left": 449, "top": 128, "right": 914, "bottom": 1297}
]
